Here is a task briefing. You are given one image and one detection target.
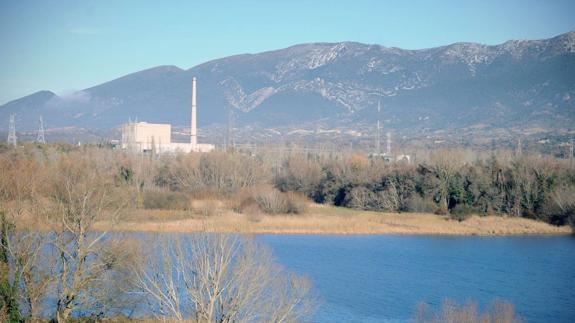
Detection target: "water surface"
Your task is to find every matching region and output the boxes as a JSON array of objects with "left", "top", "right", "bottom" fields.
[{"left": 258, "top": 235, "right": 575, "bottom": 323}]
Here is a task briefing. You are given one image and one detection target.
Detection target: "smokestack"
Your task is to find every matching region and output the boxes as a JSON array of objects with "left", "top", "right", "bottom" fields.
[{"left": 191, "top": 77, "right": 197, "bottom": 146}]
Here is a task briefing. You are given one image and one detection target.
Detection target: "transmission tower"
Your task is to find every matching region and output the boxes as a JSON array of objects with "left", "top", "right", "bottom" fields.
[
  {"left": 517, "top": 138, "right": 522, "bottom": 157},
  {"left": 36, "top": 116, "right": 46, "bottom": 144},
  {"left": 570, "top": 139, "right": 574, "bottom": 168},
  {"left": 386, "top": 131, "right": 391, "bottom": 156},
  {"left": 375, "top": 101, "right": 381, "bottom": 154},
  {"left": 227, "top": 105, "right": 235, "bottom": 151},
  {"left": 7, "top": 114, "right": 17, "bottom": 147}
]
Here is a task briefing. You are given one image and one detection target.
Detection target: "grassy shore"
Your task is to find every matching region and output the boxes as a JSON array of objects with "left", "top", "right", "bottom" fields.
[{"left": 93, "top": 204, "right": 572, "bottom": 236}]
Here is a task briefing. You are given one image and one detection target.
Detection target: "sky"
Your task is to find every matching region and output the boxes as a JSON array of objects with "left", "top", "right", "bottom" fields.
[{"left": 1, "top": 0, "right": 574, "bottom": 105}]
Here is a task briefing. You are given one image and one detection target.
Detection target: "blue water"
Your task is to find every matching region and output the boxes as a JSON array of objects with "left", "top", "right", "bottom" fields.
[{"left": 257, "top": 235, "right": 575, "bottom": 323}]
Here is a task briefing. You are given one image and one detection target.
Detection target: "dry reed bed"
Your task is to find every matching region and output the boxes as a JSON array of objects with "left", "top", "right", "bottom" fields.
[{"left": 94, "top": 205, "right": 572, "bottom": 236}]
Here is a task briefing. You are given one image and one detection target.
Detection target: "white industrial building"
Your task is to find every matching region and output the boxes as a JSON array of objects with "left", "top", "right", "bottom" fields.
[{"left": 121, "top": 77, "right": 215, "bottom": 153}]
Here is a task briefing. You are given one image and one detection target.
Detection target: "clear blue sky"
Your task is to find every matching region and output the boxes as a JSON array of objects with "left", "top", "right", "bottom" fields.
[{"left": 1, "top": 0, "right": 574, "bottom": 105}]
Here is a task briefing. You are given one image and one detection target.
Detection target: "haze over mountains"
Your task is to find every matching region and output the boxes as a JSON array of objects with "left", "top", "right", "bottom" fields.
[{"left": 1, "top": 31, "right": 574, "bottom": 132}]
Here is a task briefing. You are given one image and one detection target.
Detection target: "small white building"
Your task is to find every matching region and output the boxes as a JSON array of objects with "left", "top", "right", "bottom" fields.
[{"left": 120, "top": 77, "right": 215, "bottom": 154}]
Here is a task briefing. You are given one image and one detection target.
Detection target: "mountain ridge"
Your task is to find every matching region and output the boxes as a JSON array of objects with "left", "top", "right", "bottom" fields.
[{"left": 1, "top": 31, "right": 574, "bottom": 131}]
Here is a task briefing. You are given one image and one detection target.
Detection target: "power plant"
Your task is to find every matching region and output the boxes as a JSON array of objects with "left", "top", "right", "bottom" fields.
[{"left": 121, "top": 77, "right": 215, "bottom": 153}]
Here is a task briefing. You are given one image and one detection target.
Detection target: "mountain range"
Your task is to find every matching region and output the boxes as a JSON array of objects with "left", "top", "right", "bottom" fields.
[{"left": 1, "top": 31, "right": 574, "bottom": 132}]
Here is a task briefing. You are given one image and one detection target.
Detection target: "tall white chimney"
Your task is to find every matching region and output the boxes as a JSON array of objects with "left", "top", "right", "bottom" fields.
[{"left": 191, "top": 77, "right": 197, "bottom": 146}]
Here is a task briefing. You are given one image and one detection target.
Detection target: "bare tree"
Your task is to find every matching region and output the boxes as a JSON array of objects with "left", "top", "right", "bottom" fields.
[
  {"left": 376, "top": 181, "right": 400, "bottom": 211},
  {"left": 160, "top": 152, "right": 265, "bottom": 197},
  {"left": 347, "top": 187, "right": 373, "bottom": 210},
  {"left": 133, "top": 233, "right": 315, "bottom": 322},
  {"left": 0, "top": 148, "right": 53, "bottom": 321},
  {"left": 48, "top": 150, "right": 133, "bottom": 322},
  {"left": 274, "top": 154, "right": 322, "bottom": 196},
  {"left": 2, "top": 227, "right": 53, "bottom": 320}
]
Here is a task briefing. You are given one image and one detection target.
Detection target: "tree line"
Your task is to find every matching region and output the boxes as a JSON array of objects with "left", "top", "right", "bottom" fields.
[
  {"left": 3, "top": 143, "right": 573, "bottom": 225},
  {"left": 274, "top": 150, "right": 575, "bottom": 225}
]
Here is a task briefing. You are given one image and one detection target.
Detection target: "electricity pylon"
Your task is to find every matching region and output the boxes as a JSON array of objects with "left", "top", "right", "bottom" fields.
[
  {"left": 36, "top": 116, "right": 46, "bottom": 144},
  {"left": 7, "top": 114, "right": 17, "bottom": 146}
]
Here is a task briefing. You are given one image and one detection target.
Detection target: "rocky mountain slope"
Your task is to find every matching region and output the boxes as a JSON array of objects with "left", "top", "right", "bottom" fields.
[{"left": 1, "top": 32, "right": 574, "bottom": 131}]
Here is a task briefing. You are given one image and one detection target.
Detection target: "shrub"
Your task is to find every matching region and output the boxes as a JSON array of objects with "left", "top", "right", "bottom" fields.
[
  {"left": 255, "top": 190, "right": 289, "bottom": 214},
  {"left": 191, "top": 199, "right": 220, "bottom": 217},
  {"left": 434, "top": 205, "right": 448, "bottom": 216},
  {"left": 249, "top": 188, "right": 309, "bottom": 215},
  {"left": 406, "top": 195, "right": 437, "bottom": 213},
  {"left": 143, "top": 190, "right": 189, "bottom": 210},
  {"left": 228, "top": 189, "right": 259, "bottom": 214},
  {"left": 245, "top": 206, "right": 263, "bottom": 222},
  {"left": 230, "top": 187, "right": 308, "bottom": 215},
  {"left": 414, "top": 298, "right": 523, "bottom": 323},
  {"left": 449, "top": 204, "right": 475, "bottom": 221},
  {"left": 285, "top": 192, "right": 309, "bottom": 214}
]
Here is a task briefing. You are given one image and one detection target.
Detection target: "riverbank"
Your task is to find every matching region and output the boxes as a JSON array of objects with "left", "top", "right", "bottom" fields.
[{"left": 94, "top": 204, "right": 572, "bottom": 236}]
